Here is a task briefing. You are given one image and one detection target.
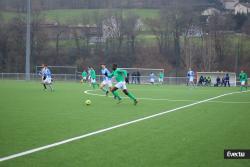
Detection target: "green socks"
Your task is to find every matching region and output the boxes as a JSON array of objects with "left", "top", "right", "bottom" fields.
[
  {"left": 241, "top": 86, "right": 247, "bottom": 91},
  {"left": 112, "top": 91, "right": 136, "bottom": 102},
  {"left": 127, "top": 92, "right": 136, "bottom": 101},
  {"left": 92, "top": 83, "right": 98, "bottom": 89},
  {"left": 112, "top": 91, "right": 121, "bottom": 100}
]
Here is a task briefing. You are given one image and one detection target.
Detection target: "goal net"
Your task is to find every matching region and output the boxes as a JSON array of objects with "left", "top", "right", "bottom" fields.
[
  {"left": 197, "top": 72, "right": 237, "bottom": 86},
  {"left": 119, "top": 68, "right": 165, "bottom": 84}
]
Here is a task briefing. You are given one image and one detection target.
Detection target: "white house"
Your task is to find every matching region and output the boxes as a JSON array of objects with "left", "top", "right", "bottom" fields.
[
  {"left": 234, "top": 3, "right": 250, "bottom": 14},
  {"left": 186, "top": 26, "right": 203, "bottom": 37},
  {"left": 221, "top": 0, "right": 239, "bottom": 10},
  {"left": 202, "top": 8, "right": 221, "bottom": 16}
]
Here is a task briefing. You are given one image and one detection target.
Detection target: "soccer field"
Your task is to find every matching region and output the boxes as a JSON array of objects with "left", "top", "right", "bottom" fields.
[{"left": 0, "top": 80, "right": 249, "bottom": 167}]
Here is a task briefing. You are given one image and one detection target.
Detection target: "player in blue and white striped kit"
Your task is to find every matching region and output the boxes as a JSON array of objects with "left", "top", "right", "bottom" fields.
[
  {"left": 187, "top": 68, "right": 195, "bottom": 87},
  {"left": 39, "top": 64, "right": 47, "bottom": 90},
  {"left": 42, "top": 65, "right": 53, "bottom": 92},
  {"left": 100, "top": 64, "right": 112, "bottom": 96}
]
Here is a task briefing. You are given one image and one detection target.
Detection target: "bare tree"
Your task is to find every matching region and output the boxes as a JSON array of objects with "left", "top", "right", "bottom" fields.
[{"left": 30, "top": 11, "right": 48, "bottom": 67}]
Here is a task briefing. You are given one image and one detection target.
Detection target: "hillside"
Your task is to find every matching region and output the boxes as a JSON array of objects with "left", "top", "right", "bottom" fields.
[
  {"left": 0, "top": 0, "right": 213, "bottom": 11},
  {"left": 0, "top": 9, "right": 159, "bottom": 24}
]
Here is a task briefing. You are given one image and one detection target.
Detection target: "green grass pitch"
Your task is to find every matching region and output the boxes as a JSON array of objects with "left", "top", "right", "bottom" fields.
[{"left": 0, "top": 80, "right": 250, "bottom": 167}]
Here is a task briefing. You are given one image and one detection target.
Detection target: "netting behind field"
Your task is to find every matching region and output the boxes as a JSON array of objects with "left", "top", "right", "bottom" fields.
[
  {"left": 1, "top": 72, "right": 247, "bottom": 86},
  {"left": 35, "top": 66, "right": 77, "bottom": 75},
  {"left": 119, "top": 68, "right": 164, "bottom": 84}
]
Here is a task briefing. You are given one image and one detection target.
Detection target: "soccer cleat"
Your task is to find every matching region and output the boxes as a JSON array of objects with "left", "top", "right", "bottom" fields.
[
  {"left": 134, "top": 99, "right": 138, "bottom": 106},
  {"left": 106, "top": 91, "right": 109, "bottom": 96}
]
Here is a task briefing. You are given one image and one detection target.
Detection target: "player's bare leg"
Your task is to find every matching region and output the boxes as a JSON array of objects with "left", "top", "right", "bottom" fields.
[
  {"left": 48, "top": 84, "right": 53, "bottom": 92},
  {"left": 41, "top": 77, "right": 47, "bottom": 91},
  {"left": 100, "top": 83, "right": 109, "bottom": 96},
  {"left": 42, "top": 83, "right": 47, "bottom": 90}
]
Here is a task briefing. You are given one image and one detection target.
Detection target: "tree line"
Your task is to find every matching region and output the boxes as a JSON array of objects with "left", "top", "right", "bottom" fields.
[{"left": 0, "top": 2, "right": 250, "bottom": 75}]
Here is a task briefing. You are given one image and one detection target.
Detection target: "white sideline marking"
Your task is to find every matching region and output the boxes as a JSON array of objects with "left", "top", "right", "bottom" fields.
[
  {"left": 0, "top": 91, "right": 249, "bottom": 162},
  {"left": 84, "top": 90, "right": 250, "bottom": 104}
]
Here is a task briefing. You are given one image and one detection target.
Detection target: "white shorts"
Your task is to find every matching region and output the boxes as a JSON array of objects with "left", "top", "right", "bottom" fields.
[
  {"left": 82, "top": 77, "right": 87, "bottom": 80},
  {"left": 44, "top": 77, "right": 52, "bottom": 84},
  {"left": 150, "top": 78, "right": 155, "bottom": 83},
  {"left": 102, "top": 80, "right": 112, "bottom": 87},
  {"left": 159, "top": 78, "right": 163, "bottom": 82},
  {"left": 91, "top": 78, "right": 96, "bottom": 83},
  {"left": 115, "top": 81, "right": 127, "bottom": 90},
  {"left": 241, "top": 81, "right": 246, "bottom": 86},
  {"left": 189, "top": 77, "right": 194, "bottom": 82}
]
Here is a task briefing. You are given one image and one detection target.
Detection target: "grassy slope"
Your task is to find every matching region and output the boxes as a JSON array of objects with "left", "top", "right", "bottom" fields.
[
  {"left": 45, "top": 9, "right": 159, "bottom": 23},
  {"left": 2, "top": 9, "right": 250, "bottom": 53},
  {"left": 0, "top": 81, "right": 249, "bottom": 167},
  {"left": 0, "top": 9, "right": 159, "bottom": 24},
  {"left": 1, "top": 9, "right": 160, "bottom": 45}
]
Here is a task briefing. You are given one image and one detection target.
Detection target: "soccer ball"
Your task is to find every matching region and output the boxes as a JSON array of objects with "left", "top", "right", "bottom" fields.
[{"left": 85, "top": 99, "right": 91, "bottom": 106}]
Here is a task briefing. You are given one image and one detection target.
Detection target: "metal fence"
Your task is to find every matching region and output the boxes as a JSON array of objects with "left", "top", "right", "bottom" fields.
[
  {"left": 0, "top": 73, "right": 248, "bottom": 86},
  {"left": 0, "top": 73, "right": 78, "bottom": 81},
  {"left": 0, "top": 73, "right": 188, "bottom": 85}
]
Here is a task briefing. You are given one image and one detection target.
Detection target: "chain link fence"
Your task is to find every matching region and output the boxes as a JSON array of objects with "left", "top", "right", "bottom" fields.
[{"left": 0, "top": 73, "right": 189, "bottom": 85}]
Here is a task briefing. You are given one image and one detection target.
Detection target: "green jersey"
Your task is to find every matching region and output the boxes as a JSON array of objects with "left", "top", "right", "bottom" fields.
[
  {"left": 108, "top": 69, "right": 127, "bottom": 82},
  {"left": 239, "top": 72, "right": 248, "bottom": 82},
  {"left": 159, "top": 72, "right": 164, "bottom": 79},
  {"left": 82, "top": 71, "right": 87, "bottom": 77},
  {"left": 90, "top": 69, "right": 96, "bottom": 79}
]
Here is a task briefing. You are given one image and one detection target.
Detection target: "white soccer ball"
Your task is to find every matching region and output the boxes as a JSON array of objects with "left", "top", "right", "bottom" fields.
[{"left": 85, "top": 99, "right": 91, "bottom": 106}]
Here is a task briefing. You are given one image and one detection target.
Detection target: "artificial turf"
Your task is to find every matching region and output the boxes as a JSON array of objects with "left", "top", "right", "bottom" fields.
[{"left": 0, "top": 80, "right": 249, "bottom": 167}]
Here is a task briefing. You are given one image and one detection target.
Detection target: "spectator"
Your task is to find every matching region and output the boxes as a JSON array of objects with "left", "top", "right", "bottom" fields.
[
  {"left": 198, "top": 75, "right": 204, "bottom": 86},
  {"left": 136, "top": 71, "right": 141, "bottom": 84},
  {"left": 204, "top": 77, "right": 207, "bottom": 86},
  {"left": 221, "top": 76, "right": 225, "bottom": 86},
  {"left": 131, "top": 72, "right": 136, "bottom": 84},
  {"left": 207, "top": 76, "right": 211, "bottom": 86},
  {"left": 125, "top": 73, "right": 130, "bottom": 84},
  {"left": 224, "top": 73, "right": 230, "bottom": 87},
  {"left": 214, "top": 76, "right": 220, "bottom": 87}
]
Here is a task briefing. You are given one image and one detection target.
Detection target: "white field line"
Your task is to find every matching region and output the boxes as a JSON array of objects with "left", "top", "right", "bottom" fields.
[
  {"left": 0, "top": 91, "right": 249, "bottom": 162},
  {"left": 84, "top": 90, "right": 250, "bottom": 104}
]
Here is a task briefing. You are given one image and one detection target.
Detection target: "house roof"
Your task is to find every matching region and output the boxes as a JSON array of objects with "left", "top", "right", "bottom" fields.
[
  {"left": 241, "top": 3, "right": 250, "bottom": 8},
  {"left": 235, "top": 2, "right": 250, "bottom": 8},
  {"left": 202, "top": 8, "right": 221, "bottom": 16},
  {"left": 222, "top": 0, "right": 238, "bottom": 2}
]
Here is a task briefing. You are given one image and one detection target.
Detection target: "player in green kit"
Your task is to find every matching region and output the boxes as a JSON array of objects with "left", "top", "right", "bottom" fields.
[
  {"left": 81, "top": 70, "right": 87, "bottom": 83},
  {"left": 158, "top": 71, "right": 164, "bottom": 85},
  {"left": 90, "top": 67, "right": 98, "bottom": 89},
  {"left": 106, "top": 64, "right": 138, "bottom": 105},
  {"left": 239, "top": 70, "right": 248, "bottom": 91}
]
